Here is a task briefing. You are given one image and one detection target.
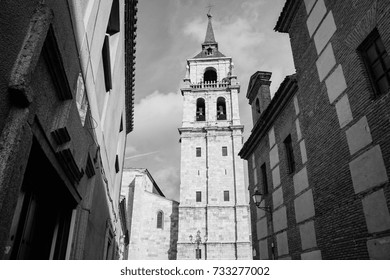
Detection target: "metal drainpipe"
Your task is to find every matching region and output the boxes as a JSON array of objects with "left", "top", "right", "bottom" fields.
[
  {"left": 230, "top": 88, "right": 239, "bottom": 260},
  {"left": 205, "top": 108, "right": 209, "bottom": 260}
]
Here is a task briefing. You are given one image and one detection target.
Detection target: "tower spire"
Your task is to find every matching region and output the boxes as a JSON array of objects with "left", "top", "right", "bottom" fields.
[
  {"left": 204, "top": 12, "right": 216, "bottom": 44},
  {"left": 193, "top": 8, "right": 225, "bottom": 59}
]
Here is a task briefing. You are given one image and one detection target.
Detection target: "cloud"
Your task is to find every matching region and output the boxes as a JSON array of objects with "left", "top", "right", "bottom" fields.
[
  {"left": 127, "top": 91, "right": 182, "bottom": 150},
  {"left": 130, "top": 0, "right": 296, "bottom": 200},
  {"left": 125, "top": 91, "right": 183, "bottom": 200},
  {"left": 154, "top": 166, "right": 180, "bottom": 201}
]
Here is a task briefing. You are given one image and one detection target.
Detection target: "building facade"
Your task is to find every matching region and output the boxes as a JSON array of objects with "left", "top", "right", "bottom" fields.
[
  {"left": 121, "top": 168, "right": 179, "bottom": 260},
  {"left": 177, "top": 14, "right": 252, "bottom": 260},
  {"left": 0, "top": 0, "right": 137, "bottom": 259},
  {"left": 240, "top": 0, "right": 390, "bottom": 259}
]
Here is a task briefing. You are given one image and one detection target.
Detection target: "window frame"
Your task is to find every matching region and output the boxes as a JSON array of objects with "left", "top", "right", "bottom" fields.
[
  {"left": 216, "top": 97, "right": 227, "bottom": 120},
  {"left": 196, "top": 147, "right": 201, "bottom": 157},
  {"left": 224, "top": 190, "right": 230, "bottom": 201},
  {"left": 102, "top": 35, "right": 112, "bottom": 92},
  {"left": 196, "top": 248, "right": 202, "bottom": 259},
  {"left": 196, "top": 98, "right": 206, "bottom": 121},
  {"left": 196, "top": 191, "right": 202, "bottom": 202},
  {"left": 261, "top": 163, "right": 269, "bottom": 195},
  {"left": 157, "top": 211, "right": 164, "bottom": 229},
  {"left": 255, "top": 98, "right": 260, "bottom": 114},
  {"left": 284, "top": 134, "right": 295, "bottom": 174},
  {"left": 358, "top": 28, "right": 390, "bottom": 97},
  {"left": 222, "top": 146, "right": 228, "bottom": 156}
]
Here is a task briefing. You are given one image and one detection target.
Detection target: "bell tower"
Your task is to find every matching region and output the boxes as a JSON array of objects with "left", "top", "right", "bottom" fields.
[{"left": 177, "top": 13, "right": 252, "bottom": 260}]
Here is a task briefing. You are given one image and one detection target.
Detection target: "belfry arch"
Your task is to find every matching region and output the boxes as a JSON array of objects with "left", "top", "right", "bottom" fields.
[{"left": 204, "top": 67, "right": 217, "bottom": 82}]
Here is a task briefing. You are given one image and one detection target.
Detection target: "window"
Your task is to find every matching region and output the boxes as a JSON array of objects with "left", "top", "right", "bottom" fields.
[
  {"left": 196, "top": 248, "right": 202, "bottom": 259},
  {"left": 204, "top": 68, "right": 217, "bottom": 82},
  {"left": 196, "top": 191, "right": 201, "bottom": 202},
  {"left": 206, "top": 47, "right": 213, "bottom": 55},
  {"left": 217, "top": 97, "right": 226, "bottom": 120},
  {"left": 261, "top": 163, "right": 269, "bottom": 194},
  {"left": 75, "top": 73, "right": 88, "bottom": 126},
  {"left": 359, "top": 28, "right": 390, "bottom": 96},
  {"left": 284, "top": 134, "right": 295, "bottom": 174},
  {"left": 222, "top": 146, "right": 228, "bottom": 156},
  {"left": 115, "top": 155, "right": 120, "bottom": 173},
  {"left": 224, "top": 191, "right": 230, "bottom": 201},
  {"left": 252, "top": 154, "right": 258, "bottom": 185},
  {"left": 196, "top": 147, "right": 201, "bottom": 157},
  {"left": 102, "top": 35, "right": 112, "bottom": 92},
  {"left": 119, "top": 116, "right": 123, "bottom": 132},
  {"left": 106, "top": 0, "right": 120, "bottom": 35},
  {"left": 102, "top": 0, "right": 120, "bottom": 92},
  {"left": 255, "top": 98, "right": 260, "bottom": 114},
  {"left": 253, "top": 166, "right": 258, "bottom": 185},
  {"left": 157, "top": 211, "right": 164, "bottom": 229},
  {"left": 196, "top": 98, "right": 205, "bottom": 121}
]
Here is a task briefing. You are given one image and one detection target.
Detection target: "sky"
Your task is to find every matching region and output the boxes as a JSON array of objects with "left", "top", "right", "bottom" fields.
[{"left": 125, "top": 0, "right": 295, "bottom": 201}]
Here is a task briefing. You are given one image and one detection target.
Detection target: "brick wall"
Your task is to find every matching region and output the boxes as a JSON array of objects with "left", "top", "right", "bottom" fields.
[{"left": 244, "top": 0, "right": 390, "bottom": 260}]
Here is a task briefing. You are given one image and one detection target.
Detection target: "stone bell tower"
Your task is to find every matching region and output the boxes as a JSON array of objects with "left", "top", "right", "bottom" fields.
[{"left": 177, "top": 13, "right": 252, "bottom": 260}]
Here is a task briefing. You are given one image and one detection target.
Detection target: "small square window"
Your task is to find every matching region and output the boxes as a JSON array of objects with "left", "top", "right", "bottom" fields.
[
  {"left": 358, "top": 28, "right": 390, "bottom": 96},
  {"left": 196, "top": 191, "right": 201, "bottom": 202},
  {"left": 224, "top": 191, "right": 229, "bottom": 201},
  {"left": 196, "top": 147, "right": 201, "bottom": 157},
  {"left": 222, "top": 146, "right": 228, "bottom": 156}
]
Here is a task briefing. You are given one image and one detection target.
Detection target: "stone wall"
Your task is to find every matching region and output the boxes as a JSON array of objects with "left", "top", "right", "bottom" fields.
[{"left": 122, "top": 169, "right": 179, "bottom": 260}]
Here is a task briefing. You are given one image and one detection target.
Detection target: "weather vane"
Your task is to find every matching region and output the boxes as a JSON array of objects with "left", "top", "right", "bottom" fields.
[{"left": 207, "top": 2, "right": 214, "bottom": 18}]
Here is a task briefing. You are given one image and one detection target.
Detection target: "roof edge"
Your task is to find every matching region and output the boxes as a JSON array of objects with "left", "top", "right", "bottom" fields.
[
  {"left": 239, "top": 74, "right": 298, "bottom": 159},
  {"left": 124, "top": 0, "right": 138, "bottom": 134},
  {"left": 274, "top": 0, "right": 302, "bottom": 33}
]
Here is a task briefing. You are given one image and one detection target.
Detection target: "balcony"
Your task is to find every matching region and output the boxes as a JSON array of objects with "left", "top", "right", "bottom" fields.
[{"left": 190, "top": 80, "right": 230, "bottom": 89}]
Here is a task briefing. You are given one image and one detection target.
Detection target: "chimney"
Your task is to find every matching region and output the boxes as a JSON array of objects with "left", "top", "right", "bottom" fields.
[{"left": 246, "top": 71, "right": 272, "bottom": 124}]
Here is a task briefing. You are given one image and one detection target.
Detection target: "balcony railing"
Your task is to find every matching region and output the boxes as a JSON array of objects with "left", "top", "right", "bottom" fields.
[{"left": 190, "top": 80, "right": 230, "bottom": 89}]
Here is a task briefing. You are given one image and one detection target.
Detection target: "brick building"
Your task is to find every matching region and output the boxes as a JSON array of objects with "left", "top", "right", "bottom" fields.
[
  {"left": 177, "top": 13, "right": 252, "bottom": 260},
  {"left": 0, "top": 0, "right": 137, "bottom": 259},
  {"left": 121, "top": 168, "right": 179, "bottom": 260},
  {"left": 239, "top": 0, "right": 390, "bottom": 259}
]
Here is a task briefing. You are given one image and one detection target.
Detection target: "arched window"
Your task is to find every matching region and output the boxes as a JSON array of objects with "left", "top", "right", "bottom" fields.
[
  {"left": 196, "top": 98, "right": 206, "bottom": 121},
  {"left": 204, "top": 68, "right": 217, "bottom": 82},
  {"left": 217, "top": 97, "right": 227, "bottom": 120},
  {"left": 255, "top": 98, "right": 261, "bottom": 114},
  {"left": 157, "top": 211, "right": 164, "bottom": 229}
]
